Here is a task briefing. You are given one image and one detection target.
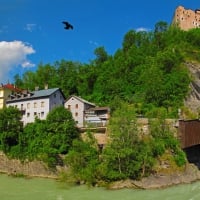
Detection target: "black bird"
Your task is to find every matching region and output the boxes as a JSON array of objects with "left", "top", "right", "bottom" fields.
[{"left": 62, "top": 21, "right": 73, "bottom": 30}]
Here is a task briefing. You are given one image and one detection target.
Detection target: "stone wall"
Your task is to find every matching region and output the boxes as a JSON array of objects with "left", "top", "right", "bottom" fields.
[
  {"left": 172, "top": 6, "right": 200, "bottom": 30},
  {"left": 0, "top": 152, "right": 58, "bottom": 178}
]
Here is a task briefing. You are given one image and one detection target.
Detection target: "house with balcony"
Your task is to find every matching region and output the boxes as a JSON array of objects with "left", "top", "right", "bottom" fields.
[
  {"left": 84, "top": 106, "right": 110, "bottom": 127},
  {"left": 65, "top": 95, "right": 96, "bottom": 127},
  {"left": 65, "top": 95, "right": 110, "bottom": 128},
  {"left": 0, "top": 83, "right": 22, "bottom": 109},
  {"left": 6, "top": 87, "right": 65, "bottom": 125}
]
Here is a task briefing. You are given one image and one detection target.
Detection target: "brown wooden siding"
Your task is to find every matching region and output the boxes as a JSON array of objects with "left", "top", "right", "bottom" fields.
[{"left": 179, "top": 119, "right": 200, "bottom": 148}]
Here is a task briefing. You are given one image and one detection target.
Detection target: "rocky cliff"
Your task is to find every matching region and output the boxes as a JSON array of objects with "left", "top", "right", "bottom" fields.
[{"left": 184, "top": 62, "right": 200, "bottom": 116}]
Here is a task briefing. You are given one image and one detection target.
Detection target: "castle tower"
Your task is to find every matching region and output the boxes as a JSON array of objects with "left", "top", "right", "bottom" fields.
[{"left": 172, "top": 5, "right": 200, "bottom": 31}]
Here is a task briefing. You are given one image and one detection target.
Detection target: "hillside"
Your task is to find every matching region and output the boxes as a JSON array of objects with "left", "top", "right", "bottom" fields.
[{"left": 12, "top": 21, "right": 200, "bottom": 118}]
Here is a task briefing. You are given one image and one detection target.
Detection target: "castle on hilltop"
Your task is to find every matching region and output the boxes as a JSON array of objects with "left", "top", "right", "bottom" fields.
[{"left": 172, "top": 5, "right": 200, "bottom": 30}]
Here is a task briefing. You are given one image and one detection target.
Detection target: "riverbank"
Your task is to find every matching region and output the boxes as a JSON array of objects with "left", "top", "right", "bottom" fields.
[
  {"left": 108, "top": 163, "right": 200, "bottom": 189},
  {"left": 0, "top": 151, "right": 200, "bottom": 190}
]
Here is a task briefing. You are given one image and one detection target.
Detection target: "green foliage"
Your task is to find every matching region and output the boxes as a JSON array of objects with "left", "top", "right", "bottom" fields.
[
  {"left": 0, "top": 107, "right": 22, "bottom": 153},
  {"left": 100, "top": 103, "right": 155, "bottom": 181},
  {"left": 149, "top": 117, "right": 187, "bottom": 166},
  {"left": 65, "top": 133, "right": 100, "bottom": 185},
  {"left": 46, "top": 106, "right": 79, "bottom": 153},
  {"left": 0, "top": 106, "right": 79, "bottom": 167},
  {"left": 174, "top": 150, "right": 187, "bottom": 167}
]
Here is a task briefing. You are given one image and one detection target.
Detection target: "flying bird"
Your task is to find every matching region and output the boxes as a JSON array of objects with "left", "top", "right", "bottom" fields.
[{"left": 62, "top": 21, "right": 73, "bottom": 30}]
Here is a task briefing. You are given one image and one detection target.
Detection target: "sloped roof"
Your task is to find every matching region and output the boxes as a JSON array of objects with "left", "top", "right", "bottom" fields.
[
  {"left": 33, "top": 88, "right": 61, "bottom": 98},
  {"left": 66, "top": 95, "right": 95, "bottom": 106},
  {"left": 1, "top": 83, "right": 22, "bottom": 93},
  {"left": 7, "top": 88, "right": 65, "bottom": 103}
]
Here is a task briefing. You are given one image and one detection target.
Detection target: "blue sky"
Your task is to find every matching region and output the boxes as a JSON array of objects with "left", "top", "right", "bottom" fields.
[{"left": 0, "top": 0, "right": 199, "bottom": 83}]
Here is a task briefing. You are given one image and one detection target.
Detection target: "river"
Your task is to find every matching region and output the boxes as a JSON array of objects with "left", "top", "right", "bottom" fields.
[{"left": 1, "top": 174, "right": 200, "bottom": 200}]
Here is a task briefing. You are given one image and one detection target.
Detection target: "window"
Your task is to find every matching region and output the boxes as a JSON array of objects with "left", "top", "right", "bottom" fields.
[
  {"left": 34, "top": 102, "right": 37, "bottom": 108},
  {"left": 27, "top": 103, "right": 30, "bottom": 109},
  {"left": 41, "top": 112, "right": 44, "bottom": 117},
  {"left": 68, "top": 105, "right": 71, "bottom": 110},
  {"left": 54, "top": 93, "right": 57, "bottom": 98},
  {"left": 75, "top": 104, "right": 78, "bottom": 109},
  {"left": 21, "top": 104, "right": 24, "bottom": 110},
  {"left": 27, "top": 113, "right": 30, "bottom": 117},
  {"left": 34, "top": 112, "right": 37, "bottom": 116},
  {"left": 75, "top": 112, "right": 78, "bottom": 117},
  {"left": 41, "top": 101, "right": 45, "bottom": 107}
]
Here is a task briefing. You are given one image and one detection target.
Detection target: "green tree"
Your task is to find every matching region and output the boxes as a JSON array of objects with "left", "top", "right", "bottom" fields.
[
  {"left": 0, "top": 107, "right": 22, "bottom": 153},
  {"left": 18, "top": 106, "right": 79, "bottom": 167},
  {"left": 45, "top": 106, "right": 79, "bottom": 154},
  {"left": 149, "top": 116, "right": 186, "bottom": 166},
  {"left": 101, "top": 103, "right": 154, "bottom": 181},
  {"left": 94, "top": 46, "right": 109, "bottom": 66},
  {"left": 55, "top": 60, "right": 79, "bottom": 96},
  {"left": 65, "top": 133, "right": 100, "bottom": 185},
  {"left": 35, "top": 63, "right": 57, "bottom": 89}
]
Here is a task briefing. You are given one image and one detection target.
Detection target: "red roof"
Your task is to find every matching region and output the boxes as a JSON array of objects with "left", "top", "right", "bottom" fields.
[{"left": 2, "top": 84, "right": 22, "bottom": 93}]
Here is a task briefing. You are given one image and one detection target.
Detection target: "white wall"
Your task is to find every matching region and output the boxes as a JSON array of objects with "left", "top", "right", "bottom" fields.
[
  {"left": 7, "top": 90, "right": 65, "bottom": 126},
  {"left": 65, "top": 97, "right": 85, "bottom": 127},
  {"left": 7, "top": 98, "right": 50, "bottom": 125}
]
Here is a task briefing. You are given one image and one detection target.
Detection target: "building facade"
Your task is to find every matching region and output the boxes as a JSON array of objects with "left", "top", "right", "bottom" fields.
[
  {"left": 0, "top": 83, "right": 21, "bottom": 109},
  {"left": 172, "top": 6, "right": 200, "bottom": 30},
  {"left": 6, "top": 88, "right": 65, "bottom": 125},
  {"left": 65, "top": 95, "right": 110, "bottom": 128},
  {"left": 84, "top": 107, "right": 110, "bottom": 127},
  {"left": 65, "top": 95, "right": 95, "bottom": 127}
]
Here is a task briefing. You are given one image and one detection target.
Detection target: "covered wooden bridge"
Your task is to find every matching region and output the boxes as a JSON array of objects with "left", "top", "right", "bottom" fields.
[{"left": 178, "top": 119, "right": 200, "bottom": 149}]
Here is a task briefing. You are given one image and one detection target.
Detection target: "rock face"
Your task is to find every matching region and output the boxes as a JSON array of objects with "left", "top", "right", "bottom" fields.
[
  {"left": 109, "top": 163, "right": 200, "bottom": 189},
  {"left": 0, "top": 152, "right": 58, "bottom": 178},
  {"left": 184, "top": 62, "right": 200, "bottom": 115}
]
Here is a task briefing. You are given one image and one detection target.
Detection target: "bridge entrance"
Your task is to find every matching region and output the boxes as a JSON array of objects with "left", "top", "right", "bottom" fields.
[
  {"left": 183, "top": 144, "right": 200, "bottom": 169},
  {"left": 178, "top": 119, "right": 200, "bottom": 168}
]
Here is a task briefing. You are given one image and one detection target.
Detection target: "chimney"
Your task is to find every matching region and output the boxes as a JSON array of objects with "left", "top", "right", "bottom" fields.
[{"left": 44, "top": 84, "right": 48, "bottom": 90}]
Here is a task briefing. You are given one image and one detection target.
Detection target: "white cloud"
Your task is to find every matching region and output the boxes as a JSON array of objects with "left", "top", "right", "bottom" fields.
[
  {"left": 24, "top": 23, "right": 37, "bottom": 32},
  {"left": 89, "top": 40, "right": 99, "bottom": 46},
  {"left": 0, "top": 40, "right": 35, "bottom": 82},
  {"left": 136, "top": 27, "right": 151, "bottom": 32}
]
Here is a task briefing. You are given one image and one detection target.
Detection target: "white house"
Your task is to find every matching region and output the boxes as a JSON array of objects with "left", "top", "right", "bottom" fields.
[
  {"left": 65, "top": 95, "right": 110, "bottom": 128},
  {"left": 65, "top": 95, "right": 95, "bottom": 127},
  {"left": 6, "top": 88, "right": 65, "bottom": 125}
]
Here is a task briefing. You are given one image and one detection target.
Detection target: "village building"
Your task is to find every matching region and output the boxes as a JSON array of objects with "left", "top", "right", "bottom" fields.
[
  {"left": 6, "top": 87, "right": 65, "bottom": 125},
  {"left": 65, "top": 95, "right": 110, "bottom": 128},
  {"left": 0, "top": 83, "right": 22, "bottom": 109},
  {"left": 84, "top": 106, "right": 110, "bottom": 127}
]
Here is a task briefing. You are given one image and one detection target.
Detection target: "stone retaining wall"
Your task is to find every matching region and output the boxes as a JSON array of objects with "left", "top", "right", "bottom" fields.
[{"left": 0, "top": 152, "right": 58, "bottom": 178}]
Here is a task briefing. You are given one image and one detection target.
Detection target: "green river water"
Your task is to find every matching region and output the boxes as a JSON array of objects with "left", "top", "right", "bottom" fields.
[{"left": 1, "top": 174, "right": 200, "bottom": 200}]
